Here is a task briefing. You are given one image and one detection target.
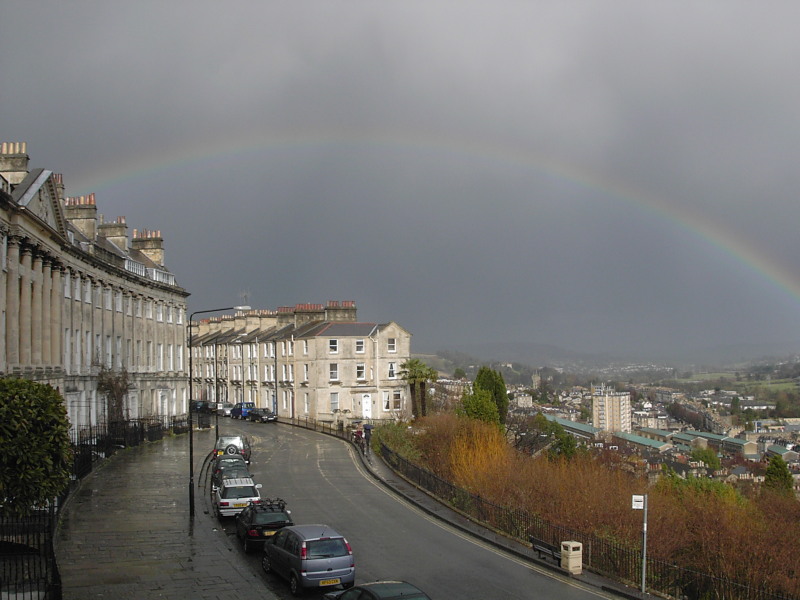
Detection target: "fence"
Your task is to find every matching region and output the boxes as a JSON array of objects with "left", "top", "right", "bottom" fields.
[
  {"left": 379, "top": 443, "right": 797, "bottom": 600},
  {"left": 1, "top": 415, "right": 188, "bottom": 600}
]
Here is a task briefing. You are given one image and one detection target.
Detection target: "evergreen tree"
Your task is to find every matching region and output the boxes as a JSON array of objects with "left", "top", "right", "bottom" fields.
[
  {"left": 457, "top": 387, "right": 500, "bottom": 425},
  {"left": 763, "top": 454, "right": 794, "bottom": 497},
  {"left": 473, "top": 366, "right": 509, "bottom": 424}
]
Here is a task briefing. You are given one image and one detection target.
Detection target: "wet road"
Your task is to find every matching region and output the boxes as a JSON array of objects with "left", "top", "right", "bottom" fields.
[{"left": 56, "top": 419, "right": 632, "bottom": 600}]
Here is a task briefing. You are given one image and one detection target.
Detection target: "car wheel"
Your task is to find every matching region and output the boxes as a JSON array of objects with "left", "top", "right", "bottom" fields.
[
  {"left": 289, "top": 574, "right": 302, "bottom": 596},
  {"left": 261, "top": 553, "right": 272, "bottom": 573},
  {"left": 225, "top": 445, "right": 238, "bottom": 455}
]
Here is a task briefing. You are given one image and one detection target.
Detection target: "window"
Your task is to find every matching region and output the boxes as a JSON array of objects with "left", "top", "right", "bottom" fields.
[
  {"left": 135, "top": 298, "right": 142, "bottom": 317},
  {"left": 388, "top": 362, "right": 396, "bottom": 379},
  {"left": 303, "top": 340, "right": 309, "bottom": 355},
  {"left": 330, "top": 392, "right": 339, "bottom": 412},
  {"left": 356, "top": 363, "right": 366, "bottom": 380},
  {"left": 83, "top": 280, "right": 91, "bottom": 303},
  {"left": 157, "top": 343, "right": 163, "bottom": 370},
  {"left": 383, "top": 390, "right": 402, "bottom": 411},
  {"left": 387, "top": 338, "right": 396, "bottom": 353},
  {"left": 288, "top": 341, "right": 293, "bottom": 356},
  {"left": 166, "top": 306, "right": 173, "bottom": 323},
  {"left": 329, "top": 363, "right": 339, "bottom": 381},
  {"left": 355, "top": 339, "right": 365, "bottom": 353},
  {"left": 304, "top": 393, "right": 309, "bottom": 414},
  {"left": 115, "top": 291, "right": 123, "bottom": 312},
  {"left": 329, "top": 339, "right": 338, "bottom": 354},
  {"left": 176, "top": 307, "right": 183, "bottom": 324},
  {"left": 64, "top": 276, "right": 71, "bottom": 298},
  {"left": 126, "top": 295, "right": 133, "bottom": 316},
  {"left": 104, "top": 288, "right": 112, "bottom": 310},
  {"left": 303, "top": 364, "right": 309, "bottom": 381},
  {"left": 156, "top": 303, "right": 163, "bottom": 322},
  {"left": 145, "top": 300, "right": 153, "bottom": 319}
]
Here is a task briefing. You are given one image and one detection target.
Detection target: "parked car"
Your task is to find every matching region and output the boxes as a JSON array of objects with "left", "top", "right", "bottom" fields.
[
  {"left": 216, "top": 402, "right": 234, "bottom": 417},
  {"left": 248, "top": 408, "right": 278, "bottom": 423},
  {"left": 212, "top": 476, "right": 262, "bottom": 518},
  {"left": 213, "top": 435, "right": 252, "bottom": 463},
  {"left": 210, "top": 454, "right": 249, "bottom": 490},
  {"left": 322, "top": 581, "right": 432, "bottom": 600},
  {"left": 230, "top": 401, "right": 256, "bottom": 419},
  {"left": 262, "top": 524, "right": 355, "bottom": 595},
  {"left": 190, "top": 400, "right": 214, "bottom": 414},
  {"left": 235, "top": 498, "right": 293, "bottom": 552}
]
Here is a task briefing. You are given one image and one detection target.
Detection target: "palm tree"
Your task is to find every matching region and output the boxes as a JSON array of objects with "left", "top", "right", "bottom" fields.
[{"left": 400, "top": 359, "right": 438, "bottom": 418}]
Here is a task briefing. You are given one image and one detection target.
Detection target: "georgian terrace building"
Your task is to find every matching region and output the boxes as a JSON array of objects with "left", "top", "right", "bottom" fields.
[
  {"left": 191, "top": 301, "right": 412, "bottom": 425},
  {"left": 1, "top": 142, "right": 189, "bottom": 429}
]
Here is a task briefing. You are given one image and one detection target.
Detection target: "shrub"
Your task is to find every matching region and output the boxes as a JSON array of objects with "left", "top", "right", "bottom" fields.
[{"left": 0, "top": 378, "right": 72, "bottom": 515}]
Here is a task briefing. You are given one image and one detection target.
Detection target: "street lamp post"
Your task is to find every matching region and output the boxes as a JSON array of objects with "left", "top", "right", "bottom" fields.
[{"left": 188, "top": 305, "right": 250, "bottom": 518}]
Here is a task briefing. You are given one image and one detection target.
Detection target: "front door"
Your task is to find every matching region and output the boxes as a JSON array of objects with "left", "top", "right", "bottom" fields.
[{"left": 362, "top": 394, "right": 372, "bottom": 419}]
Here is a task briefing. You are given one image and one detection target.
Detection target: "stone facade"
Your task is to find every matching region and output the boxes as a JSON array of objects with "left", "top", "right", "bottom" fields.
[
  {"left": 191, "top": 301, "right": 412, "bottom": 424},
  {"left": 1, "top": 142, "right": 189, "bottom": 429}
]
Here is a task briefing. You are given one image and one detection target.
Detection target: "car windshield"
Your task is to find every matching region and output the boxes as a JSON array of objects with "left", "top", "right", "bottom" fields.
[
  {"left": 254, "top": 512, "right": 291, "bottom": 525},
  {"left": 307, "top": 538, "right": 348, "bottom": 558},
  {"left": 222, "top": 486, "right": 258, "bottom": 499}
]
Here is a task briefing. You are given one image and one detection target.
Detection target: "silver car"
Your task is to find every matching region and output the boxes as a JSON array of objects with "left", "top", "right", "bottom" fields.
[
  {"left": 262, "top": 524, "right": 355, "bottom": 595},
  {"left": 216, "top": 402, "right": 234, "bottom": 417}
]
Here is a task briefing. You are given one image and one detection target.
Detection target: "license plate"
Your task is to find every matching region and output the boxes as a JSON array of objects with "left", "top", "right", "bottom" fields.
[
  {"left": 263, "top": 531, "right": 276, "bottom": 536},
  {"left": 233, "top": 502, "right": 247, "bottom": 508},
  {"left": 320, "top": 579, "right": 341, "bottom": 586}
]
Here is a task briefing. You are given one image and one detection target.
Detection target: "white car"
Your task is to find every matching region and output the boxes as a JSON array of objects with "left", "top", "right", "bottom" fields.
[{"left": 213, "top": 477, "right": 263, "bottom": 518}]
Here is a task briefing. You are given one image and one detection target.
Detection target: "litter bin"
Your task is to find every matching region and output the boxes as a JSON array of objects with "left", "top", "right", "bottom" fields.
[
  {"left": 198, "top": 412, "right": 211, "bottom": 429},
  {"left": 560, "top": 541, "right": 583, "bottom": 575}
]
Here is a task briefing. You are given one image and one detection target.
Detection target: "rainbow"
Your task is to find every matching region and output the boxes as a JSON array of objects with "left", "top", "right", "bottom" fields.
[{"left": 69, "top": 129, "right": 800, "bottom": 306}]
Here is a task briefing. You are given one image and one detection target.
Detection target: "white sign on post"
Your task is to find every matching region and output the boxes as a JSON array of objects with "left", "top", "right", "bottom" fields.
[{"left": 632, "top": 495, "right": 645, "bottom": 510}]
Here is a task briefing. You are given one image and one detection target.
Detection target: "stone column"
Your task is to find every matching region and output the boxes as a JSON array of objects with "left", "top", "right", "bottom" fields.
[
  {"left": 4, "top": 234, "right": 21, "bottom": 368},
  {"left": 19, "top": 242, "right": 33, "bottom": 367},
  {"left": 51, "top": 263, "right": 63, "bottom": 368},
  {"left": 42, "top": 256, "right": 53, "bottom": 369},
  {"left": 31, "top": 250, "right": 43, "bottom": 366}
]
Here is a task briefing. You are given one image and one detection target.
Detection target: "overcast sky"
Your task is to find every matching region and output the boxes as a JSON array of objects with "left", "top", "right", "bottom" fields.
[{"left": 3, "top": 1, "right": 800, "bottom": 363}]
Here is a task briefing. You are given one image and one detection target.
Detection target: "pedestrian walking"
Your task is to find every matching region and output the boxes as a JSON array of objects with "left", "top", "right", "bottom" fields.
[{"left": 363, "top": 423, "right": 373, "bottom": 454}]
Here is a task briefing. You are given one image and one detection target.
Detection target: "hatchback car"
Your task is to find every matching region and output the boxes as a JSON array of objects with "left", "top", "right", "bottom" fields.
[
  {"left": 216, "top": 402, "right": 234, "bottom": 417},
  {"left": 230, "top": 401, "right": 255, "bottom": 419},
  {"left": 262, "top": 524, "right": 355, "bottom": 595},
  {"left": 213, "top": 435, "right": 252, "bottom": 463},
  {"left": 210, "top": 454, "right": 249, "bottom": 490},
  {"left": 212, "top": 477, "right": 262, "bottom": 518},
  {"left": 248, "top": 407, "right": 278, "bottom": 423},
  {"left": 235, "top": 498, "right": 293, "bottom": 552},
  {"left": 322, "top": 581, "right": 432, "bottom": 600}
]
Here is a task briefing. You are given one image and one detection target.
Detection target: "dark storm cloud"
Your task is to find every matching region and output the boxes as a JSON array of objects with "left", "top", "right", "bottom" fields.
[{"left": 3, "top": 1, "right": 800, "bottom": 362}]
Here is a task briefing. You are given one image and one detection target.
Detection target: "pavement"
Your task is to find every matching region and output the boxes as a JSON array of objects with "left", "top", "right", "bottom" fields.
[{"left": 55, "top": 425, "right": 653, "bottom": 600}]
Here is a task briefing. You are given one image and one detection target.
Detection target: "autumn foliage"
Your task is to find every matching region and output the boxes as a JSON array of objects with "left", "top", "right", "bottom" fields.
[{"left": 398, "top": 414, "right": 800, "bottom": 597}]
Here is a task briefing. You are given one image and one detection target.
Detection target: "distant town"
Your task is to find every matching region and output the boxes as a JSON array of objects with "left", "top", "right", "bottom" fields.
[{"left": 426, "top": 352, "right": 800, "bottom": 492}]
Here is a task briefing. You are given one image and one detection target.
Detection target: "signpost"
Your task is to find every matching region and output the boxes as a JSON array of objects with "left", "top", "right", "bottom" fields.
[{"left": 632, "top": 494, "right": 648, "bottom": 593}]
